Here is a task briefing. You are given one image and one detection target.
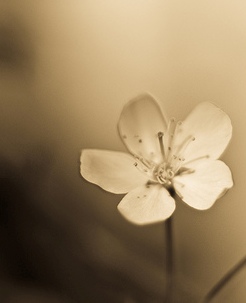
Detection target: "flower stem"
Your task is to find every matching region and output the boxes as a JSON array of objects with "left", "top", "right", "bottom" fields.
[
  {"left": 164, "top": 217, "right": 174, "bottom": 303},
  {"left": 201, "top": 255, "right": 246, "bottom": 303}
]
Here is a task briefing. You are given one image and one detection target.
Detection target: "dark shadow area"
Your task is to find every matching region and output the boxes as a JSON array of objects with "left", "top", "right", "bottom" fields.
[
  {"left": 0, "top": 156, "right": 166, "bottom": 303},
  {"left": 0, "top": 7, "right": 166, "bottom": 303}
]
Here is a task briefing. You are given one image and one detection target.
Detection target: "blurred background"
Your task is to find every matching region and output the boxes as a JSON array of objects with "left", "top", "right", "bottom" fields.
[{"left": 0, "top": 1, "right": 246, "bottom": 302}]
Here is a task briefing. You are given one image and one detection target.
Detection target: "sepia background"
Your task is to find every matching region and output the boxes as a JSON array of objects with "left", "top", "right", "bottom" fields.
[{"left": 0, "top": 1, "right": 245, "bottom": 302}]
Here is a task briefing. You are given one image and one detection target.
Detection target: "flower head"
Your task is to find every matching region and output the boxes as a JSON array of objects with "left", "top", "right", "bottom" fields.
[{"left": 80, "top": 94, "right": 233, "bottom": 225}]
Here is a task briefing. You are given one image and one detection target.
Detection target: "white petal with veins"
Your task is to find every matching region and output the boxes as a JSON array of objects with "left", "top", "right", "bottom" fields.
[
  {"left": 80, "top": 149, "right": 149, "bottom": 194},
  {"left": 173, "top": 159, "right": 233, "bottom": 210},
  {"left": 118, "top": 184, "right": 176, "bottom": 225},
  {"left": 174, "top": 102, "right": 232, "bottom": 164},
  {"left": 118, "top": 93, "right": 167, "bottom": 164}
]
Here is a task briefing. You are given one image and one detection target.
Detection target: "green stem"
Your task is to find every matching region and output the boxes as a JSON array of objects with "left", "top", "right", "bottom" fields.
[
  {"left": 201, "top": 255, "right": 246, "bottom": 303},
  {"left": 164, "top": 217, "right": 174, "bottom": 303}
]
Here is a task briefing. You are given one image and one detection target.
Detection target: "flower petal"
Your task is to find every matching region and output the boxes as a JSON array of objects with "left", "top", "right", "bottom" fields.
[
  {"left": 173, "top": 160, "right": 233, "bottom": 210},
  {"left": 175, "top": 102, "right": 232, "bottom": 164},
  {"left": 118, "top": 93, "right": 167, "bottom": 163},
  {"left": 117, "top": 184, "right": 176, "bottom": 225},
  {"left": 80, "top": 149, "right": 149, "bottom": 194}
]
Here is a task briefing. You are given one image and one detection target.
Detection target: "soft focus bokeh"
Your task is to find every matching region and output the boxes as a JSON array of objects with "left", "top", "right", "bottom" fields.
[{"left": 0, "top": 1, "right": 245, "bottom": 302}]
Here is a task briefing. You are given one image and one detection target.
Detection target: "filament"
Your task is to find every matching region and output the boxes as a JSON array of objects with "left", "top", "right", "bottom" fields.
[
  {"left": 166, "top": 120, "right": 183, "bottom": 162},
  {"left": 173, "top": 135, "right": 195, "bottom": 161},
  {"left": 158, "top": 131, "right": 166, "bottom": 160}
]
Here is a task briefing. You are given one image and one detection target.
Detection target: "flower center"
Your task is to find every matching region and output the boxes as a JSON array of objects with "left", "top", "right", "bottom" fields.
[
  {"left": 155, "top": 163, "right": 175, "bottom": 185},
  {"left": 132, "top": 118, "right": 196, "bottom": 187},
  {"left": 155, "top": 119, "right": 195, "bottom": 185}
]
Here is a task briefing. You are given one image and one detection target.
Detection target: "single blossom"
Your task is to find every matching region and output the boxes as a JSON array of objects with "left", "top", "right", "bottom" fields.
[{"left": 80, "top": 94, "right": 233, "bottom": 225}]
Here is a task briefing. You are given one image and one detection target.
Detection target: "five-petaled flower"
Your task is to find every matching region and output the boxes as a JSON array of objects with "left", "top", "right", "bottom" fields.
[{"left": 80, "top": 94, "right": 233, "bottom": 225}]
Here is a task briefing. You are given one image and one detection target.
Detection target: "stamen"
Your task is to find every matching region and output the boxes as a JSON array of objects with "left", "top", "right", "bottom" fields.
[
  {"left": 166, "top": 120, "right": 183, "bottom": 161},
  {"left": 178, "top": 167, "right": 195, "bottom": 175},
  {"left": 136, "top": 156, "right": 153, "bottom": 169},
  {"left": 133, "top": 161, "right": 149, "bottom": 174},
  {"left": 165, "top": 131, "right": 195, "bottom": 174},
  {"left": 167, "top": 118, "right": 176, "bottom": 134},
  {"left": 158, "top": 131, "right": 165, "bottom": 160},
  {"left": 174, "top": 135, "right": 195, "bottom": 160},
  {"left": 171, "top": 155, "right": 186, "bottom": 174},
  {"left": 165, "top": 118, "right": 176, "bottom": 157},
  {"left": 183, "top": 155, "right": 210, "bottom": 166},
  {"left": 133, "top": 157, "right": 155, "bottom": 178},
  {"left": 144, "top": 157, "right": 150, "bottom": 166}
]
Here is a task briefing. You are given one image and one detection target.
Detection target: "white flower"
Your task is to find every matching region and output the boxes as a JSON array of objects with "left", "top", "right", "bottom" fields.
[{"left": 80, "top": 94, "right": 233, "bottom": 225}]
